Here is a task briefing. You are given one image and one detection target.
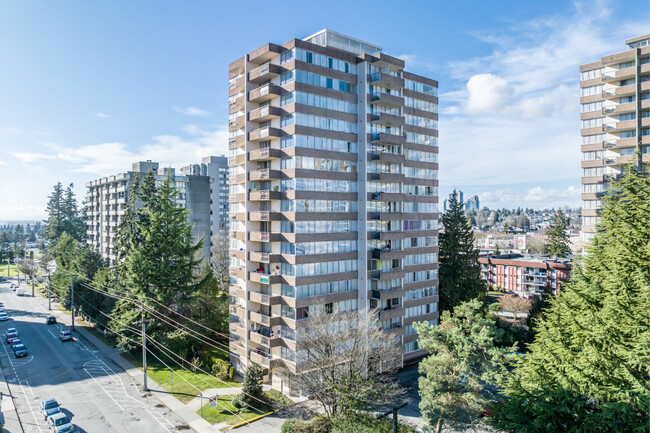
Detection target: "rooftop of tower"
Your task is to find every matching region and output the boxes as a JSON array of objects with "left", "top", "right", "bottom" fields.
[{"left": 303, "top": 29, "right": 382, "bottom": 55}]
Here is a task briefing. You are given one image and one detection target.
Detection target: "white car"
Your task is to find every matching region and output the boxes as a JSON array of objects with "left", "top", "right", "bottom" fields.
[
  {"left": 15, "top": 287, "right": 25, "bottom": 296},
  {"left": 47, "top": 412, "right": 74, "bottom": 433},
  {"left": 0, "top": 312, "right": 9, "bottom": 321}
]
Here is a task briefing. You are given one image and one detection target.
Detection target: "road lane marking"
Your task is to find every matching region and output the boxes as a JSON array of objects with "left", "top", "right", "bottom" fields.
[{"left": 18, "top": 380, "right": 48, "bottom": 433}]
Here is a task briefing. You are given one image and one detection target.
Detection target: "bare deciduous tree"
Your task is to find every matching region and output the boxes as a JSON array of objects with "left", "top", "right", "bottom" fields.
[
  {"left": 210, "top": 233, "right": 229, "bottom": 287},
  {"left": 279, "top": 302, "right": 406, "bottom": 419},
  {"left": 498, "top": 295, "right": 532, "bottom": 321}
]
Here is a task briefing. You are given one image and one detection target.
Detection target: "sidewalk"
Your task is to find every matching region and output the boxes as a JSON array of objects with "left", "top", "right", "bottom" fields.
[
  {"left": 0, "top": 361, "right": 24, "bottom": 433},
  {"left": 45, "top": 300, "right": 223, "bottom": 433}
]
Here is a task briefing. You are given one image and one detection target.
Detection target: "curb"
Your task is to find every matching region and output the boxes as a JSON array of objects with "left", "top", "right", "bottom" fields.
[{"left": 228, "top": 410, "right": 278, "bottom": 430}]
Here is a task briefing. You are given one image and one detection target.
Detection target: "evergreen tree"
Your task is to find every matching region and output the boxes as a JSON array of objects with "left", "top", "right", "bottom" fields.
[
  {"left": 542, "top": 209, "right": 571, "bottom": 257},
  {"left": 44, "top": 182, "right": 64, "bottom": 242},
  {"left": 439, "top": 190, "right": 483, "bottom": 313},
  {"left": 491, "top": 163, "right": 650, "bottom": 432},
  {"left": 111, "top": 173, "right": 204, "bottom": 348},
  {"left": 416, "top": 299, "right": 513, "bottom": 433},
  {"left": 526, "top": 282, "right": 554, "bottom": 336}
]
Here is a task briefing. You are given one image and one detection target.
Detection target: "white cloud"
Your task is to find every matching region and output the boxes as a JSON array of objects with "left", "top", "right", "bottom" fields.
[
  {"left": 464, "top": 74, "right": 513, "bottom": 115},
  {"left": 174, "top": 106, "right": 209, "bottom": 116},
  {"left": 9, "top": 152, "right": 57, "bottom": 163},
  {"left": 0, "top": 161, "right": 6, "bottom": 166},
  {"left": 439, "top": 1, "right": 647, "bottom": 209},
  {"left": 479, "top": 186, "right": 580, "bottom": 208},
  {"left": 92, "top": 112, "right": 111, "bottom": 119}
]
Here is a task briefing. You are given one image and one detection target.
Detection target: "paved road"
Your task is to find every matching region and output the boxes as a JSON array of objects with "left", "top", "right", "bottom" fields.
[{"left": 0, "top": 280, "right": 191, "bottom": 433}]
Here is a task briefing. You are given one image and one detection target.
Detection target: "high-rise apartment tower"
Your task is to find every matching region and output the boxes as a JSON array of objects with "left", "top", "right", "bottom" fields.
[
  {"left": 86, "top": 161, "right": 212, "bottom": 264},
  {"left": 228, "top": 30, "right": 440, "bottom": 388},
  {"left": 580, "top": 34, "right": 650, "bottom": 243}
]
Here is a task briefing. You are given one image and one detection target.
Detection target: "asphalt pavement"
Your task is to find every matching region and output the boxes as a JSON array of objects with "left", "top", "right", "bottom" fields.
[{"left": 0, "top": 280, "right": 194, "bottom": 433}]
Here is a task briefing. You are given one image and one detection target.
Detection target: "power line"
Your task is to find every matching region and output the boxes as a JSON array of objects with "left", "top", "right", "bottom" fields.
[{"left": 51, "top": 278, "right": 278, "bottom": 414}]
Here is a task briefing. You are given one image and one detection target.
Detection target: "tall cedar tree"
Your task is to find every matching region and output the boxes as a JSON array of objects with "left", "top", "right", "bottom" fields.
[
  {"left": 491, "top": 162, "right": 650, "bottom": 432},
  {"left": 415, "top": 299, "right": 513, "bottom": 433},
  {"left": 439, "top": 190, "right": 483, "bottom": 312},
  {"left": 111, "top": 173, "right": 204, "bottom": 349},
  {"left": 44, "top": 182, "right": 86, "bottom": 244},
  {"left": 542, "top": 209, "right": 571, "bottom": 257}
]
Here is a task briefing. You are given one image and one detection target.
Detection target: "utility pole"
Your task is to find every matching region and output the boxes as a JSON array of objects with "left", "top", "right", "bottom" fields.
[
  {"left": 70, "top": 276, "right": 75, "bottom": 332},
  {"left": 31, "top": 267, "right": 35, "bottom": 297},
  {"left": 47, "top": 272, "right": 51, "bottom": 311},
  {"left": 141, "top": 303, "right": 148, "bottom": 392},
  {"left": 377, "top": 401, "right": 408, "bottom": 433}
]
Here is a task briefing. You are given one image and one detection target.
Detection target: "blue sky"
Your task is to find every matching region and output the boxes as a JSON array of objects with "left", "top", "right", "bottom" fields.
[{"left": 0, "top": 0, "right": 648, "bottom": 220}]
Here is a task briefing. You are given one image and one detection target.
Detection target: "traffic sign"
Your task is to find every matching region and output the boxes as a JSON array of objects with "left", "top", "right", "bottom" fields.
[{"left": 209, "top": 397, "right": 217, "bottom": 407}]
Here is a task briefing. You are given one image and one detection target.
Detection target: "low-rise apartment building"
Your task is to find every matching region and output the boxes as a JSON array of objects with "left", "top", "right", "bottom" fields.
[{"left": 479, "top": 254, "right": 572, "bottom": 297}]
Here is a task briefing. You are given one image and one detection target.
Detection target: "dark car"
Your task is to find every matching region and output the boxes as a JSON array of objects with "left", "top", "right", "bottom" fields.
[
  {"left": 5, "top": 328, "right": 18, "bottom": 344},
  {"left": 10, "top": 339, "right": 23, "bottom": 351},
  {"left": 46, "top": 316, "right": 57, "bottom": 325},
  {"left": 13, "top": 344, "right": 27, "bottom": 358}
]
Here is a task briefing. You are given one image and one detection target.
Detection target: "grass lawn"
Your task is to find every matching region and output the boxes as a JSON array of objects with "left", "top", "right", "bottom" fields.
[
  {"left": 197, "top": 395, "right": 270, "bottom": 427},
  {"left": 136, "top": 359, "right": 240, "bottom": 403},
  {"left": 0, "top": 267, "right": 19, "bottom": 278}
]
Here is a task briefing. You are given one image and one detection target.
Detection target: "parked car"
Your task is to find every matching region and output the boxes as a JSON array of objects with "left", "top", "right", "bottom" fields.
[
  {"left": 46, "top": 412, "right": 74, "bottom": 433},
  {"left": 46, "top": 315, "right": 57, "bottom": 325},
  {"left": 40, "top": 398, "right": 61, "bottom": 420},
  {"left": 10, "top": 339, "right": 23, "bottom": 351},
  {"left": 12, "top": 344, "right": 27, "bottom": 358},
  {"left": 0, "top": 312, "right": 9, "bottom": 321},
  {"left": 59, "top": 329, "right": 72, "bottom": 342},
  {"left": 10, "top": 283, "right": 15, "bottom": 289},
  {"left": 5, "top": 328, "right": 18, "bottom": 344},
  {"left": 16, "top": 287, "right": 25, "bottom": 296},
  {"left": 0, "top": 301, "right": 5, "bottom": 307}
]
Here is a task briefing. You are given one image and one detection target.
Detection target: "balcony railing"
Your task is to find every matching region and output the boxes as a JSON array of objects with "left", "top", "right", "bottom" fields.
[{"left": 602, "top": 140, "right": 617, "bottom": 148}]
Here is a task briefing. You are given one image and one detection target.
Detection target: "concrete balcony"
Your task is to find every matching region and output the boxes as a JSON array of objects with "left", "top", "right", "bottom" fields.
[
  {"left": 249, "top": 105, "right": 282, "bottom": 123},
  {"left": 249, "top": 310, "right": 281, "bottom": 327},
  {"left": 229, "top": 134, "right": 245, "bottom": 149},
  {"left": 248, "top": 43, "right": 284, "bottom": 65},
  {"left": 248, "top": 350, "right": 270, "bottom": 367},
  {"left": 229, "top": 95, "right": 244, "bottom": 113},
  {"left": 229, "top": 116, "right": 244, "bottom": 130},
  {"left": 369, "top": 112, "right": 405, "bottom": 127},
  {"left": 249, "top": 251, "right": 274, "bottom": 263},
  {"left": 249, "top": 126, "right": 281, "bottom": 142},
  {"left": 249, "top": 189, "right": 282, "bottom": 201},
  {"left": 248, "top": 62, "right": 283, "bottom": 83},
  {"left": 369, "top": 92, "right": 404, "bottom": 108},
  {"left": 249, "top": 290, "right": 281, "bottom": 305},
  {"left": 369, "top": 151, "right": 405, "bottom": 164},
  {"left": 249, "top": 168, "right": 282, "bottom": 181},
  {"left": 368, "top": 72, "right": 404, "bottom": 90},
  {"left": 249, "top": 147, "right": 282, "bottom": 161},
  {"left": 249, "top": 271, "right": 282, "bottom": 285},
  {"left": 379, "top": 306, "right": 404, "bottom": 320},
  {"left": 249, "top": 231, "right": 279, "bottom": 242},
  {"left": 249, "top": 83, "right": 281, "bottom": 103},
  {"left": 370, "top": 132, "right": 405, "bottom": 146}
]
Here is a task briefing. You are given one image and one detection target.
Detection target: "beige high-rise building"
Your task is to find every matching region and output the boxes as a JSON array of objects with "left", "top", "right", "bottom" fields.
[
  {"left": 580, "top": 34, "right": 650, "bottom": 244},
  {"left": 228, "top": 30, "right": 440, "bottom": 387}
]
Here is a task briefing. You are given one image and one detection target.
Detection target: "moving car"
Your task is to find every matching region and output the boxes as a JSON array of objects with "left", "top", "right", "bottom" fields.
[
  {"left": 5, "top": 328, "right": 18, "bottom": 344},
  {"left": 46, "top": 315, "right": 57, "bottom": 325},
  {"left": 46, "top": 412, "right": 74, "bottom": 433},
  {"left": 0, "top": 312, "right": 9, "bottom": 321},
  {"left": 59, "top": 329, "right": 72, "bottom": 342},
  {"left": 16, "top": 287, "right": 25, "bottom": 296},
  {"left": 12, "top": 344, "right": 27, "bottom": 358},
  {"left": 40, "top": 398, "right": 61, "bottom": 420}
]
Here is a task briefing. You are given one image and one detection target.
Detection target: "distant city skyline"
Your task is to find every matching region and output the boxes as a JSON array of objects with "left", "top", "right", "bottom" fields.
[{"left": 1, "top": 0, "right": 648, "bottom": 219}]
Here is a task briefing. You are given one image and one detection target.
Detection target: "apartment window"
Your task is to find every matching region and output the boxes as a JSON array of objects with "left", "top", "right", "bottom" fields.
[
  {"left": 582, "top": 150, "right": 603, "bottom": 161},
  {"left": 404, "top": 341, "right": 420, "bottom": 353},
  {"left": 581, "top": 101, "right": 603, "bottom": 113},
  {"left": 404, "top": 79, "right": 437, "bottom": 96},
  {"left": 281, "top": 114, "right": 294, "bottom": 127},
  {"left": 404, "top": 96, "right": 437, "bottom": 112},
  {"left": 295, "top": 48, "right": 357, "bottom": 74},
  {"left": 405, "top": 132, "right": 437, "bottom": 146},
  {"left": 281, "top": 135, "right": 357, "bottom": 153},
  {"left": 581, "top": 117, "right": 603, "bottom": 129},
  {"left": 580, "top": 68, "right": 602, "bottom": 81},
  {"left": 582, "top": 134, "right": 604, "bottom": 145},
  {"left": 580, "top": 84, "right": 603, "bottom": 97},
  {"left": 582, "top": 167, "right": 603, "bottom": 177},
  {"left": 280, "top": 49, "right": 294, "bottom": 64},
  {"left": 294, "top": 113, "right": 357, "bottom": 133}
]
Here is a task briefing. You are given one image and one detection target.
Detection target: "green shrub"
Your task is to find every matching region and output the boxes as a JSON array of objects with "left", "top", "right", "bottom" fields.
[
  {"left": 309, "top": 415, "right": 331, "bottom": 433},
  {"left": 229, "top": 366, "right": 236, "bottom": 380},
  {"left": 231, "top": 394, "right": 244, "bottom": 409},
  {"left": 211, "top": 358, "right": 232, "bottom": 380},
  {"left": 330, "top": 413, "right": 417, "bottom": 433},
  {"left": 281, "top": 418, "right": 309, "bottom": 433}
]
